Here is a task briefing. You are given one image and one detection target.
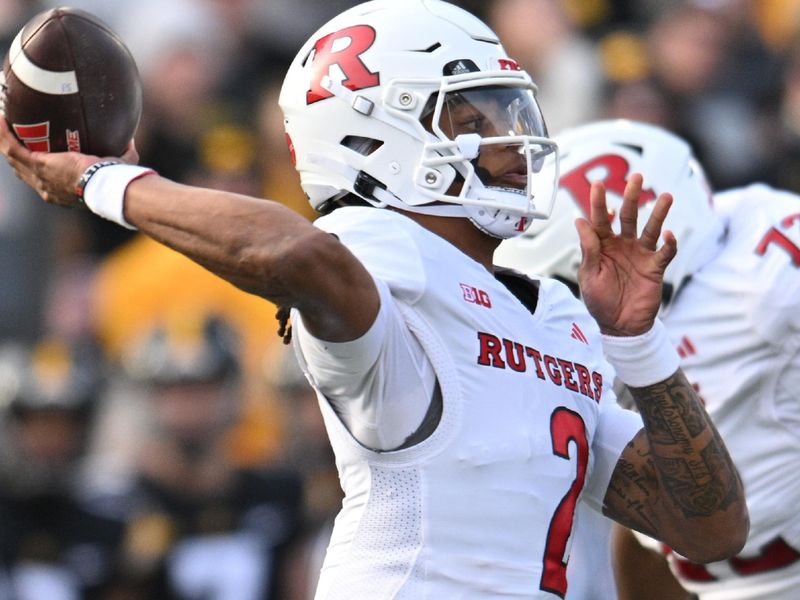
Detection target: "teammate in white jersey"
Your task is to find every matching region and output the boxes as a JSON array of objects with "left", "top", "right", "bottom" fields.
[
  {"left": 496, "top": 119, "right": 800, "bottom": 600},
  {"left": 0, "top": 2, "right": 748, "bottom": 598}
]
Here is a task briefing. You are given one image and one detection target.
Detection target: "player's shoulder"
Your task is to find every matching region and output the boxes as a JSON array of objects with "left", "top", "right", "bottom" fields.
[
  {"left": 507, "top": 272, "right": 604, "bottom": 345},
  {"left": 314, "top": 207, "right": 416, "bottom": 256},
  {"left": 714, "top": 183, "right": 800, "bottom": 265},
  {"left": 538, "top": 276, "right": 597, "bottom": 328},
  {"left": 710, "top": 184, "right": 800, "bottom": 333},
  {"left": 314, "top": 206, "right": 409, "bottom": 240},
  {"left": 491, "top": 268, "right": 583, "bottom": 315},
  {"left": 715, "top": 183, "right": 800, "bottom": 226},
  {"left": 314, "top": 207, "right": 427, "bottom": 299}
]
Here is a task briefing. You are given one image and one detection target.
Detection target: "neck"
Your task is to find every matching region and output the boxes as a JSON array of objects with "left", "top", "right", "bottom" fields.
[{"left": 401, "top": 211, "right": 500, "bottom": 271}]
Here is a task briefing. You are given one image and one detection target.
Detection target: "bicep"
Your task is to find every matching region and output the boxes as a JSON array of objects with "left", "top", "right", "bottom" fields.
[{"left": 289, "top": 231, "right": 381, "bottom": 343}]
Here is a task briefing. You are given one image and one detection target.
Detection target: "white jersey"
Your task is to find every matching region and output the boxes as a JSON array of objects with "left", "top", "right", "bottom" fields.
[
  {"left": 293, "top": 207, "right": 642, "bottom": 599},
  {"left": 659, "top": 184, "right": 800, "bottom": 599}
]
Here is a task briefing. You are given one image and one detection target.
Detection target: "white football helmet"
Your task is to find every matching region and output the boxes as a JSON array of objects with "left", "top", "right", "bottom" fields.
[
  {"left": 494, "top": 119, "right": 725, "bottom": 307},
  {"left": 279, "top": 0, "right": 559, "bottom": 239}
]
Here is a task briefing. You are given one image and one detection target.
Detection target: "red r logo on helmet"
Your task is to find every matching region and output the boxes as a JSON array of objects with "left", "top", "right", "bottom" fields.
[
  {"left": 306, "top": 25, "right": 380, "bottom": 105},
  {"left": 498, "top": 58, "right": 521, "bottom": 71},
  {"left": 559, "top": 154, "right": 656, "bottom": 219}
]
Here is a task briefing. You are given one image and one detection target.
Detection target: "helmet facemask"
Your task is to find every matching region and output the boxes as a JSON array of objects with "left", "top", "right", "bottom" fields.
[{"left": 396, "top": 76, "right": 559, "bottom": 238}]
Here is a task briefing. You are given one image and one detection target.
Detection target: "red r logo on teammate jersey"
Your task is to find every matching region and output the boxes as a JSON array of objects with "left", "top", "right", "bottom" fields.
[
  {"left": 559, "top": 154, "right": 656, "bottom": 219},
  {"left": 306, "top": 25, "right": 380, "bottom": 105}
]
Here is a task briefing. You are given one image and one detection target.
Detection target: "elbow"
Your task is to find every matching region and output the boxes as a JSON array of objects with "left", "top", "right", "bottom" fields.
[
  {"left": 672, "top": 508, "right": 750, "bottom": 564},
  {"left": 277, "top": 228, "right": 344, "bottom": 281},
  {"left": 250, "top": 228, "right": 343, "bottom": 296},
  {"left": 225, "top": 227, "right": 330, "bottom": 299}
]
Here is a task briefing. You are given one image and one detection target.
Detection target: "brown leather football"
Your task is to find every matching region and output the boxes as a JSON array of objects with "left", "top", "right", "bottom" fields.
[{"left": 1, "top": 7, "right": 142, "bottom": 156}]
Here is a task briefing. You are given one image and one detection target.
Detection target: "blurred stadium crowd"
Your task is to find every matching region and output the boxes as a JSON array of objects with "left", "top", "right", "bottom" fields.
[{"left": 0, "top": 0, "right": 799, "bottom": 598}]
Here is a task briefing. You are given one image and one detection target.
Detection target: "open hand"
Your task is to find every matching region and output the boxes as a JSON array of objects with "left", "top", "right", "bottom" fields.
[
  {"left": 0, "top": 118, "right": 138, "bottom": 208},
  {"left": 576, "top": 173, "right": 676, "bottom": 337}
]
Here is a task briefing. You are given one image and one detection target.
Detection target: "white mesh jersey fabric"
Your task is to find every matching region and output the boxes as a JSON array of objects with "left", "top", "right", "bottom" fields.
[{"left": 326, "top": 467, "right": 422, "bottom": 599}]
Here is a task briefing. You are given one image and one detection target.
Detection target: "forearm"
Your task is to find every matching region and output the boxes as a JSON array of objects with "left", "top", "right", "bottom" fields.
[
  {"left": 123, "top": 174, "right": 313, "bottom": 302},
  {"left": 604, "top": 370, "right": 748, "bottom": 562},
  {"left": 118, "top": 172, "right": 379, "bottom": 342}
]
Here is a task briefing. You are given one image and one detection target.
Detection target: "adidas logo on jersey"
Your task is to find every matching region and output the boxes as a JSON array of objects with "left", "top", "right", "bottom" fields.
[{"left": 570, "top": 322, "right": 588, "bottom": 344}]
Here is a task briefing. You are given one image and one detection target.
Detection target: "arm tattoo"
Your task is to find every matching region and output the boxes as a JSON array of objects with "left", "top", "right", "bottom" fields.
[
  {"left": 604, "top": 371, "right": 742, "bottom": 533},
  {"left": 604, "top": 446, "right": 661, "bottom": 538}
]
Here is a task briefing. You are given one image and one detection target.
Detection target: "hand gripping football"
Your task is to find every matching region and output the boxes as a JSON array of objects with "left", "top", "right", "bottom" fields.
[{"left": 1, "top": 7, "right": 142, "bottom": 156}]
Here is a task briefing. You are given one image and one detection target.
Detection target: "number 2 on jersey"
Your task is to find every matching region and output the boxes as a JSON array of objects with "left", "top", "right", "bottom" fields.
[{"left": 540, "top": 407, "right": 589, "bottom": 598}]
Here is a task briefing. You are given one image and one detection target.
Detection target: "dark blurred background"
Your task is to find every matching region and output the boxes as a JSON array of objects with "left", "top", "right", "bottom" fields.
[{"left": 0, "top": 1, "right": 798, "bottom": 598}]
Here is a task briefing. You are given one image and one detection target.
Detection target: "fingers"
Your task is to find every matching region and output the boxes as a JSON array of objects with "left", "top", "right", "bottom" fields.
[
  {"left": 0, "top": 117, "right": 24, "bottom": 160},
  {"left": 640, "top": 192, "right": 673, "bottom": 250},
  {"left": 0, "top": 117, "right": 10, "bottom": 152},
  {"left": 589, "top": 180, "right": 614, "bottom": 240},
  {"left": 121, "top": 138, "right": 139, "bottom": 165},
  {"left": 576, "top": 217, "right": 601, "bottom": 273},
  {"left": 618, "top": 173, "right": 643, "bottom": 239},
  {"left": 0, "top": 118, "right": 37, "bottom": 185},
  {"left": 655, "top": 229, "right": 678, "bottom": 271}
]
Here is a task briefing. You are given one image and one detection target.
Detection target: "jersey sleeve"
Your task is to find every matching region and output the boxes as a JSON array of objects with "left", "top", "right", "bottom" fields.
[
  {"left": 717, "top": 185, "right": 800, "bottom": 342},
  {"left": 582, "top": 397, "right": 643, "bottom": 512},
  {"left": 292, "top": 208, "right": 437, "bottom": 451},
  {"left": 294, "top": 277, "right": 437, "bottom": 451}
]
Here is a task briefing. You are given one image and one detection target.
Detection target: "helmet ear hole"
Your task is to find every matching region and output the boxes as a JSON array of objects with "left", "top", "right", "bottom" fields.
[{"left": 341, "top": 136, "right": 384, "bottom": 156}]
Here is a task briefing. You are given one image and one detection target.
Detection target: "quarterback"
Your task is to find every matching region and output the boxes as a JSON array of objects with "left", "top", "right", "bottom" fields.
[{"left": 1, "top": 2, "right": 748, "bottom": 598}]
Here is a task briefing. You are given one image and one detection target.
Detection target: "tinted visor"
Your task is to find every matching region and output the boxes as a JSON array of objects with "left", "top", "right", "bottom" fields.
[{"left": 426, "top": 85, "right": 548, "bottom": 141}]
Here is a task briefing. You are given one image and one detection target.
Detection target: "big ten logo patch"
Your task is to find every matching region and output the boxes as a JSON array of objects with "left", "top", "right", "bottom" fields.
[{"left": 460, "top": 283, "right": 492, "bottom": 308}]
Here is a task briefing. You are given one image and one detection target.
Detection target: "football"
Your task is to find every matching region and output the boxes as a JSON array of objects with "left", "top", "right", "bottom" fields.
[{"left": 1, "top": 7, "right": 142, "bottom": 156}]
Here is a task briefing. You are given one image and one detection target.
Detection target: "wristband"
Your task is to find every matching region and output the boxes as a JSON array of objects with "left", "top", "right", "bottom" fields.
[
  {"left": 600, "top": 320, "right": 680, "bottom": 388},
  {"left": 74, "top": 160, "right": 121, "bottom": 199},
  {"left": 80, "top": 162, "right": 156, "bottom": 229}
]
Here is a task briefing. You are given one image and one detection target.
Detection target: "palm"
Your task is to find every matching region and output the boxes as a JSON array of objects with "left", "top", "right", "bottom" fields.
[{"left": 576, "top": 175, "right": 676, "bottom": 337}]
